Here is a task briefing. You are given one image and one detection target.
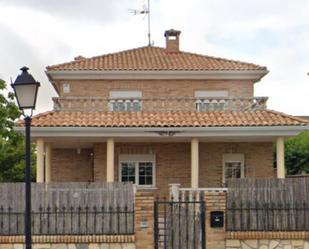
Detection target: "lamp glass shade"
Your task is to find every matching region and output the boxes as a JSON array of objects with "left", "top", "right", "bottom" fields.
[{"left": 13, "top": 84, "right": 39, "bottom": 110}]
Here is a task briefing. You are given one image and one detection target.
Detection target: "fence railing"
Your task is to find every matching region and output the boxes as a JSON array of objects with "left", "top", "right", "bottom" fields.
[
  {"left": 0, "top": 182, "right": 135, "bottom": 235},
  {"left": 169, "top": 184, "right": 228, "bottom": 201},
  {"left": 226, "top": 178, "right": 309, "bottom": 231},
  {"left": 0, "top": 205, "right": 134, "bottom": 235},
  {"left": 53, "top": 96, "right": 268, "bottom": 112},
  {"left": 227, "top": 201, "right": 309, "bottom": 231}
]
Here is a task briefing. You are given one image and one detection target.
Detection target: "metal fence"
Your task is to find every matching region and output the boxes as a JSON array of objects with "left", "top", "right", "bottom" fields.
[
  {"left": 0, "top": 182, "right": 135, "bottom": 235},
  {"left": 0, "top": 205, "right": 134, "bottom": 235},
  {"left": 227, "top": 201, "right": 309, "bottom": 231},
  {"left": 226, "top": 178, "right": 309, "bottom": 231}
]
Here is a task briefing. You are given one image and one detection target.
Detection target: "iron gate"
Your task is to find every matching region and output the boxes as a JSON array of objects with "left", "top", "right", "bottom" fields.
[{"left": 154, "top": 197, "right": 206, "bottom": 249}]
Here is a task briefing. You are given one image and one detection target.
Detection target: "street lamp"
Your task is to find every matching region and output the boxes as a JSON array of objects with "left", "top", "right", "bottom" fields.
[{"left": 11, "top": 66, "right": 40, "bottom": 249}]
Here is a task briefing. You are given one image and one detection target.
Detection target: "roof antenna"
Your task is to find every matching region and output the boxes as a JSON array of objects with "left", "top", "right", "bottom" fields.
[{"left": 129, "top": 0, "right": 152, "bottom": 46}]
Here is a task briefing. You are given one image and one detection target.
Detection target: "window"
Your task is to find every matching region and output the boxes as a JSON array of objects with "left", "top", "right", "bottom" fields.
[
  {"left": 223, "top": 154, "right": 245, "bottom": 183},
  {"left": 119, "top": 154, "right": 155, "bottom": 187},
  {"left": 109, "top": 91, "right": 142, "bottom": 111},
  {"left": 63, "top": 83, "right": 70, "bottom": 93},
  {"left": 195, "top": 90, "right": 228, "bottom": 111}
]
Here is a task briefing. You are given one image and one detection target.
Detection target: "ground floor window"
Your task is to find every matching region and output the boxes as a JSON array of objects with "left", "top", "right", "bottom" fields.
[
  {"left": 223, "top": 153, "right": 245, "bottom": 183},
  {"left": 119, "top": 154, "right": 155, "bottom": 187}
]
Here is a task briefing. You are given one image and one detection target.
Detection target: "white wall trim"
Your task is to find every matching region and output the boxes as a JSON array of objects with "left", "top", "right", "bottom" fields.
[
  {"left": 16, "top": 125, "right": 309, "bottom": 138},
  {"left": 46, "top": 70, "right": 268, "bottom": 82}
]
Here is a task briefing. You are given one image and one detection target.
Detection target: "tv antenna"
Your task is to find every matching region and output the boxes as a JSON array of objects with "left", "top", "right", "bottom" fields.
[{"left": 129, "top": 0, "right": 152, "bottom": 46}]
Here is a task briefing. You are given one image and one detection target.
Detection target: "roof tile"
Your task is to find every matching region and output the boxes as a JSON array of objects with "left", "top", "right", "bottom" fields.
[
  {"left": 23, "top": 110, "right": 308, "bottom": 128},
  {"left": 46, "top": 46, "right": 266, "bottom": 72}
]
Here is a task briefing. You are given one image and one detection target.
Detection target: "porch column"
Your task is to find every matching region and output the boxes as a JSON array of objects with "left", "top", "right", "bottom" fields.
[
  {"left": 36, "top": 138, "right": 45, "bottom": 183},
  {"left": 276, "top": 137, "right": 285, "bottom": 178},
  {"left": 191, "top": 138, "right": 199, "bottom": 188},
  {"left": 106, "top": 138, "right": 115, "bottom": 182},
  {"left": 45, "top": 143, "right": 52, "bottom": 183}
]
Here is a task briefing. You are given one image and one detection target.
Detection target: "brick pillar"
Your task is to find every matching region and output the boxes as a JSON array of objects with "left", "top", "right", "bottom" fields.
[
  {"left": 135, "top": 191, "right": 154, "bottom": 249},
  {"left": 205, "top": 192, "right": 227, "bottom": 249}
]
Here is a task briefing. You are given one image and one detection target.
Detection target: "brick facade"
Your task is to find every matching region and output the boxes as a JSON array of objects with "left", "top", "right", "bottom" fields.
[
  {"left": 51, "top": 148, "right": 93, "bottom": 182},
  {"left": 55, "top": 79, "right": 254, "bottom": 99},
  {"left": 51, "top": 142, "right": 274, "bottom": 196},
  {"left": 205, "top": 192, "right": 227, "bottom": 249}
]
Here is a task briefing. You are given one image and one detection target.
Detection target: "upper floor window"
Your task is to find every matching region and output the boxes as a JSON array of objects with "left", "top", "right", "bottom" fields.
[
  {"left": 195, "top": 90, "right": 228, "bottom": 111},
  {"left": 63, "top": 83, "right": 70, "bottom": 93},
  {"left": 109, "top": 91, "right": 142, "bottom": 111}
]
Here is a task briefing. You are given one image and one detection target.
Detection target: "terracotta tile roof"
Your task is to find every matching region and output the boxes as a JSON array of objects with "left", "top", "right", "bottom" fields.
[
  {"left": 46, "top": 46, "right": 266, "bottom": 72},
  {"left": 25, "top": 110, "right": 308, "bottom": 128}
]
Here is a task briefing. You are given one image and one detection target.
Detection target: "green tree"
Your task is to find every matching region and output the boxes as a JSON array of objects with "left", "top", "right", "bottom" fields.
[
  {"left": 0, "top": 78, "right": 36, "bottom": 182},
  {"left": 285, "top": 131, "right": 309, "bottom": 175}
]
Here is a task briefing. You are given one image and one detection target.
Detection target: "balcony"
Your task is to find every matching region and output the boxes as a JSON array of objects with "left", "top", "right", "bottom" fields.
[{"left": 53, "top": 96, "right": 268, "bottom": 112}]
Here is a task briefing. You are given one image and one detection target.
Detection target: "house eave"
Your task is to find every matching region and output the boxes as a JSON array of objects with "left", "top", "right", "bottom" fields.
[
  {"left": 46, "top": 70, "right": 268, "bottom": 82},
  {"left": 15, "top": 125, "right": 309, "bottom": 138}
]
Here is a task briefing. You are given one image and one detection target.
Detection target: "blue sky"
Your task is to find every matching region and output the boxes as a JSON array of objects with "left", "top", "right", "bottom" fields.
[{"left": 0, "top": 0, "right": 308, "bottom": 115}]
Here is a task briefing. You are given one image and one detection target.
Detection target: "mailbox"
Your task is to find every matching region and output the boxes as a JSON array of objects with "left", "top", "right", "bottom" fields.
[{"left": 210, "top": 211, "right": 224, "bottom": 228}]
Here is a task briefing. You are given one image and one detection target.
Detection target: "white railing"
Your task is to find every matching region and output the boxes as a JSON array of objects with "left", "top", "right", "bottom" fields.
[
  {"left": 53, "top": 96, "right": 268, "bottom": 112},
  {"left": 169, "top": 183, "right": 228, "bottom": 201}
]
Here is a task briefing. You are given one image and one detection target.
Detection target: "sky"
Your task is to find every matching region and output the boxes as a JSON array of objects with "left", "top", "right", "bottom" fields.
[{"left": 0, "top": 0, "right": 308, "bottom": 115}]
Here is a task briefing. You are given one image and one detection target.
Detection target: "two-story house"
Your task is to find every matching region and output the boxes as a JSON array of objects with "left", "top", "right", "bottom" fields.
[{"left": 21, "top": 29, "right": 308, "bottom": 196}]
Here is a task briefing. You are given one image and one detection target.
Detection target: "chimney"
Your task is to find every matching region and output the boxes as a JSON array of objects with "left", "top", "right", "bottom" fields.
[{"left": 164, "top": 29, "right": 181, "bottom": 52}]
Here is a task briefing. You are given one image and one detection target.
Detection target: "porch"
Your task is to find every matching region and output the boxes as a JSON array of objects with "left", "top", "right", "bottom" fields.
[{"left": 35, "top": 137, "right": 285, "bottom": 196}]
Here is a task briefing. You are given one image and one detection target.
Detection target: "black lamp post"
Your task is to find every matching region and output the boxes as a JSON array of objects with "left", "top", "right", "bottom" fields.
[{"left": 11, "top": 67, "right": 40, "bottom": 249}]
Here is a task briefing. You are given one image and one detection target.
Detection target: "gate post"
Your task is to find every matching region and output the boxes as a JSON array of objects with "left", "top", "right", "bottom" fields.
[
  {"left": 135, "top": 191, "right": 155, "bottom": 249},
  {"left": 205, "top": 191, "right": 227, "bottom": 249}
]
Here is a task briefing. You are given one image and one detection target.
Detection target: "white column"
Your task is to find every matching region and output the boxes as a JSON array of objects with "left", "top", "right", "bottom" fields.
[
  {"left": 36, "top": 138, "right": 45, "bottom": 183},
  {"left": 45, "top": 143, "right": 52, "bottom": 183},
  {"left": 191, "top": 138, "right": 199, "bottom": 188},
  {"left": 276, "top": 137, "right": 285, "bottom": 178},
  {"left": 106, "top": 138, "right": 115, "bottom": 182}
]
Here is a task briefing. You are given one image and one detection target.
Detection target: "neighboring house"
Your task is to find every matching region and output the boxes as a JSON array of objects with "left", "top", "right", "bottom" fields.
[{"left": 19, "top": 29, "right": 309, "bottom": 196}]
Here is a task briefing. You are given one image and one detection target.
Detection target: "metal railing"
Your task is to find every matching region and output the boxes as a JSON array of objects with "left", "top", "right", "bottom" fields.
[
  {"left": 0, "top": 205, "right": 134, "bottom": 235},
  {"left": 227, "top": 201, "right": 309, "bottom": 231},
  {"left": 53, "top": 96, "right": 268, "bottom": 112}
]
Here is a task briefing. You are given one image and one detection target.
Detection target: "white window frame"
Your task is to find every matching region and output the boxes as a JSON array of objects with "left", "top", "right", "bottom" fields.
[
  {"left": 195, "top": 90, "right": 228, "bottom": 111},
  {"left": 119, "top": 154, "right": 156, "bottom": 187},
  {"left": 109, "top": 90, "right": 142, "bottom": 111},
  {"left": 222, "top": 153, "right": 245, "bottom": 184}
]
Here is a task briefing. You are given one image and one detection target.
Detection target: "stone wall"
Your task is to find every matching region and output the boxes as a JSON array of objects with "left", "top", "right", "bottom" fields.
[
  {"left": 0, "top": 243, "right": 135, "bottom": 249},
  {"left": 226, "top": 240, "right": 309, "bottom": 249}
]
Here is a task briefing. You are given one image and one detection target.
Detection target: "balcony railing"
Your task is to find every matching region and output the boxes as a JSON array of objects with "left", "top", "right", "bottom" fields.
[{"left": 53, "top": 96, "right": 268, "bottom": 112}]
